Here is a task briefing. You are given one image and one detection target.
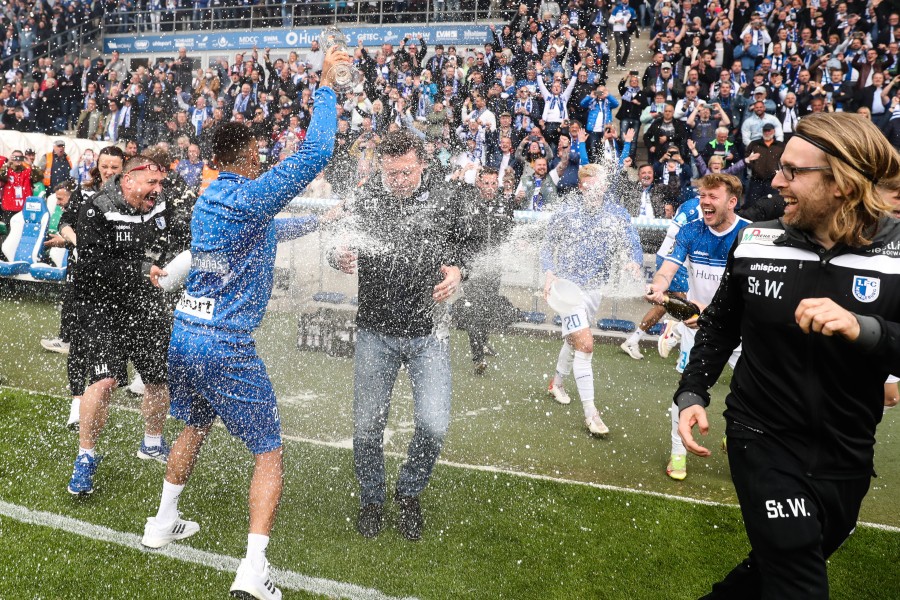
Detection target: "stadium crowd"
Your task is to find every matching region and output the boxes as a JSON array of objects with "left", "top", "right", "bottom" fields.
[
  {"left": 2, "top": 0, "right": 899, "bottom": 224},
  {"left": 1, "top": 3, "right": 900, "bottom": 599}
]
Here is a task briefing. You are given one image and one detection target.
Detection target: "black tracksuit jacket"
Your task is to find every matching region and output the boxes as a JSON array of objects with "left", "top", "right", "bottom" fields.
[{"left": 675, "top": 218, "right": 900, "bottom": 479}]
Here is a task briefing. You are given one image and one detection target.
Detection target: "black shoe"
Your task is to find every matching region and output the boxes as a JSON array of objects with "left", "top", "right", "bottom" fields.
[
  {"left": 483, "top": 343, "right": 498, "bottom": 357},
  {"left": 395, "top": 494, "right": 423, "bottom": 541},
  {"left": 357, "top": 503, "right": 383, "bottom": 538},
  {"left": 473, "top": 360, "right": 487, "bottom": 376}
]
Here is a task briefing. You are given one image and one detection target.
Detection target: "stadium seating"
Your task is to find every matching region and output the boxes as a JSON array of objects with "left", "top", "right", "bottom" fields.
[
  {"left": 0, "top": 197, "right": 49, "bottom": 276},
  {"left": 30, "top": 247, "right": 69, "bottom": 282}
]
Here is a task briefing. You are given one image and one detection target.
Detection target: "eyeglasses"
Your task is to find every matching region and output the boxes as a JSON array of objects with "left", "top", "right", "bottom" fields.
[
  {"left": 777, "top": 162, "right": 831, "bottom": 181},
  {"left": 127, "top": 163, "right": 165, "bottom": 174}
]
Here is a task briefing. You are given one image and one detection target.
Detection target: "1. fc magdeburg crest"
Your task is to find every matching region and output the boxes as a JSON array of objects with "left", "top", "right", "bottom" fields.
[{"left": 852, "top": 276, "right": 880, "bottom": 303}]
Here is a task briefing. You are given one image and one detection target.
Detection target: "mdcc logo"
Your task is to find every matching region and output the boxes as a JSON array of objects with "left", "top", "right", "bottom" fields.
[{"left": 852, "top": 276, "right": 880, "bottom": 303}]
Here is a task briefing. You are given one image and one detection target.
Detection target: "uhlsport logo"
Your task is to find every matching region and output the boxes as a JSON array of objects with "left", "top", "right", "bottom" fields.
[{"left": 852, "top": 276, "right": 880, "bottom": 303}]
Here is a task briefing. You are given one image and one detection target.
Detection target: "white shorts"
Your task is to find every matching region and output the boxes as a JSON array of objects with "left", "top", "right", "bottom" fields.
[
  {"left": 887, "top": 375, "right": 899, "bottom": 384},
  {"left": 559, "top": 288, "right": 603, "bottom": 337},
  {"left": 676, "top": 325, "right": 742, "bottom": 374}
]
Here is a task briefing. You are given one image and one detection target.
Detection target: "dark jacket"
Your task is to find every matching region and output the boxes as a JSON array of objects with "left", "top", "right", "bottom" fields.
[
  {"left": 74, "top": 176, "right": 170, "bottom": 312},
  {"left": 676, "top": 217, "right": 900, "bottom": 478},
  {"left": 340, "top": 171, "right": 472, "bottom": 338}
]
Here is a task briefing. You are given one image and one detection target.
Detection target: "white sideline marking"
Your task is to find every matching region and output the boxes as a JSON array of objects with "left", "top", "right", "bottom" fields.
[
  {"left": 0, "top": 500, "right": 416, "bottom": 600},
  {"left": 4, "top": 385, "right": 900, "bottom": 534}
]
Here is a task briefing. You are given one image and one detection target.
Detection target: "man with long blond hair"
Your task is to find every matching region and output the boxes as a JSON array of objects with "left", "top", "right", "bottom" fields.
[{"left": 674, "top": 112, "right": 900, "bottom": 598}]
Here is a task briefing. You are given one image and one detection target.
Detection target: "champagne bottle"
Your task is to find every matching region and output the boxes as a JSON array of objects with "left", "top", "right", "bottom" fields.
[{"left": 663, "top": 295, "right": 701, "bottom": 321}]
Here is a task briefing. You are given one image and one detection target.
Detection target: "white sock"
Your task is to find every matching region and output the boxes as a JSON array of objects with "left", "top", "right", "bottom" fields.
[
  {"left": 156, "top": 480, "right": 184, "bottom": 525},
  {"left": 247, "top": 533, "right": 270, "bottom": 572},
  {"left": 573, "top": 351, "right": 597, "bottom": 418},
  {"left": 553, "top": 341, "right": 575, "bottom": 387},
  {"left": 626, "top": 330, "right": 642, "bottom": 345},
  {"left": 78, "top": 446, "right": 95, "bottom": 458},
  {"left": 671, "top": 403, "right": 686, "bottom": 456},
  {"left": 144, "top": 433, "right": 162, "bottom": 448}
]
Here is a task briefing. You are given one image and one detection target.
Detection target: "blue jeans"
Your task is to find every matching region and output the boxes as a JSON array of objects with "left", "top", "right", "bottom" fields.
[{"left": 353, "top": 328, "right": 451, "bottom": 506}]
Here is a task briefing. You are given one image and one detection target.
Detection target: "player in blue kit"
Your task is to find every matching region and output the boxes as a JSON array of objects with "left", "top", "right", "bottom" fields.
[
  {"left": 139, "top": 48, "right": 349, "bottom": 600},
  {"left": 620, "top": 196, "right": 701, "bottom": 359},
  {"left": 646, "top": 174, "right": 749, "bottom": 480},
  {"left": 543, "top": 164, "right": 643, "bottom": 436}
]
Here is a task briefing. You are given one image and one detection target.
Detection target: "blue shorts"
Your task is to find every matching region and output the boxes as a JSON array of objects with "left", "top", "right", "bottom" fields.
[
  {"left": 655, "top": 255, "right": 689, "bottom": 294},
  {"left": 168, "top": 323, "right": 282, "bottom": 455}
]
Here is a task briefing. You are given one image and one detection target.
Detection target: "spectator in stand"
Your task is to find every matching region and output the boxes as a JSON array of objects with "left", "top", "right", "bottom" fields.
[
  {"left": 37, "top": 140, "right": 73, "bottom": 192},
  {"left": 743, "top": 122, "right": 785, "bottom": 208},
  {"left": 175, "top": 143, "right": 204, "bottom": 190},
  {"left": 0, "top": 149, "right": 40, "bottom": 231}
]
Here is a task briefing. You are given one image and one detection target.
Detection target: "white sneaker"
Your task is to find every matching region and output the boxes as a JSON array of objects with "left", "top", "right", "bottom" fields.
[
  {"left": 620, "top": 340, "right": 644, "bottom": 360},
  {"left": 66, "top": 397, "right": 80, "bottom": 430},
  {"left": 230, "top": 558, "right": 282, "bottom": 600},
  {"left": 141, "top": 515, "right": 200, "bottom": 549},
  {"left": 41, "top": 337, "right": 70, "bottom": 354},
  {"left": 127, "top": 373, "right": 146, "bottom": 396},
  {"left": 547, "top": 380, "right": 571, "bottom": 405},
  {"left": 657, "top": 320, "right": 681, "bottom": 359},
  {"left": 586, "top": 414, "right": 610, "bottom": 436}
]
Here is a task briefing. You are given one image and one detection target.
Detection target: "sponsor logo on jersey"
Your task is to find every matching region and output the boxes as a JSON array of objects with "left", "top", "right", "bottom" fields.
[
  {"left": 176, "top": 293, "right": 216, "bottom": 320},
  {"left": 852, "top": 275, "right": 880, "bottom": 303},
  {"left": 750, "top": 262, "right": 787, "bottom": 273},
  {"left": 740, "top": 227, "right": 782, "bottom": 245},
  {"left": 191, "top": 252, "right": 229, "bottom": 275}
]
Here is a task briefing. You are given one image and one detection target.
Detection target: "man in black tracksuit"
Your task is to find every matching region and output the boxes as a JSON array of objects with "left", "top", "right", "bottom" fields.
[
  {"left": 451, "top": 166, "right": 518, "bottom": 374},
  {"left": 67, "top": 156, "right": 173, "bottom": 495},
  {"left": 673, "top": 113, "right": 900, "bottom": 598}
]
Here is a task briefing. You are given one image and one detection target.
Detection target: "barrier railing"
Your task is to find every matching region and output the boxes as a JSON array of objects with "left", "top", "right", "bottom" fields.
[{"left": 101, "top": 2, "right": 500, "bottom": 34}]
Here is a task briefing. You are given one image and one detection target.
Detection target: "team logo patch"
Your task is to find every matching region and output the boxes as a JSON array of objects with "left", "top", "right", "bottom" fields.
[
  {"left": 852, "top": 276, "right": 880, "bottom": 303},
  {"left": 740, "top": 227, "right": 782, "bottom": 245},
  {"left": 155, "top": 216, "right": 166, "bottom": 229}
]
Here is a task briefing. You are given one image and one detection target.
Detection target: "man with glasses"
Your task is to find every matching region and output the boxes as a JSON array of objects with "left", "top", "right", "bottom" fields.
[
  {"left": 66, "top": 155, "right": 173, "bottom": 498},
  {"left": 330, "top": 128, "right": 471, "bottom": 542},
  {"left": 674, "top": 112, "right": 900, "bottom": 597}
]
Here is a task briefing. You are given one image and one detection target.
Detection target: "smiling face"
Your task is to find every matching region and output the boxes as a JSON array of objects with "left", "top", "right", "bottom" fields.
[
  {"left": 772, "top": 137, "right": 839, "bottom": 238},
  {"left": 122, "top": 165, "right": 164, "bottom": 213},
  {"left": 698, "top": 184, "right": 737, "bottom": 231}
]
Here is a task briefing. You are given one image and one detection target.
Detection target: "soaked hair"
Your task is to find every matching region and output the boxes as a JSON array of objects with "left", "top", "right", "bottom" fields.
[
  {"left": 124, "top": 155, "right": 165, "bottom": 173},
  {"left": 796, "top": 113, "right": 900, "bottom": 247},
  {"left": 696, "top": 173, "right": 743, "bottom": 201},
  {"left": 578, "top": 164, "right": 604, "bottom": 182},
  {"left": 213, "top": 121, "right": 256, "bottom": 167},
  {"left": 142, "top": 145, "right": 171, "bottom": 169},
  {"left": 378, "top": 128, "right": 427, "bottom": 162}
]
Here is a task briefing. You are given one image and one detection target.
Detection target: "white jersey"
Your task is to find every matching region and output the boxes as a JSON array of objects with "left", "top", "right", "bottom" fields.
[{"left": 665, "top": 215, "right": 750, "bottom": 305}]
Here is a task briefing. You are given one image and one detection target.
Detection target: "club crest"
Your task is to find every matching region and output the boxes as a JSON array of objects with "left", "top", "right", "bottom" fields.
[{"left": 852, "top": 276, "right": 880, "bottom": 303}]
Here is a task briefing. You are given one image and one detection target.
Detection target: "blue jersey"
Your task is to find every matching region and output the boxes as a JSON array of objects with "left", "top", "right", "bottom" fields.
[
  {"left": 665, "top": 214, "right": 750, "bottom": 304},
  {"left": 173, "top": 87, "right": 337, "bottom": 335},
  {"left": 540, "top": 195, "right": 643, "bottom": 289},
  {"left": 655, "top": 197, "right": 701, "bottom": 293}
]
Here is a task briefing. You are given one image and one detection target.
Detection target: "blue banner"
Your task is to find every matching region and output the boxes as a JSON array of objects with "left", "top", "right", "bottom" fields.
[{"left": 105, "top": 25, "right": 491, "bottom": 54}]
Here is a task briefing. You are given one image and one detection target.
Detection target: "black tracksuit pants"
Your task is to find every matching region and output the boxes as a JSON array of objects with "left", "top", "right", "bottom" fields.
[{"left": 701, "top": 420, "right": 871, "bottom": 599}]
